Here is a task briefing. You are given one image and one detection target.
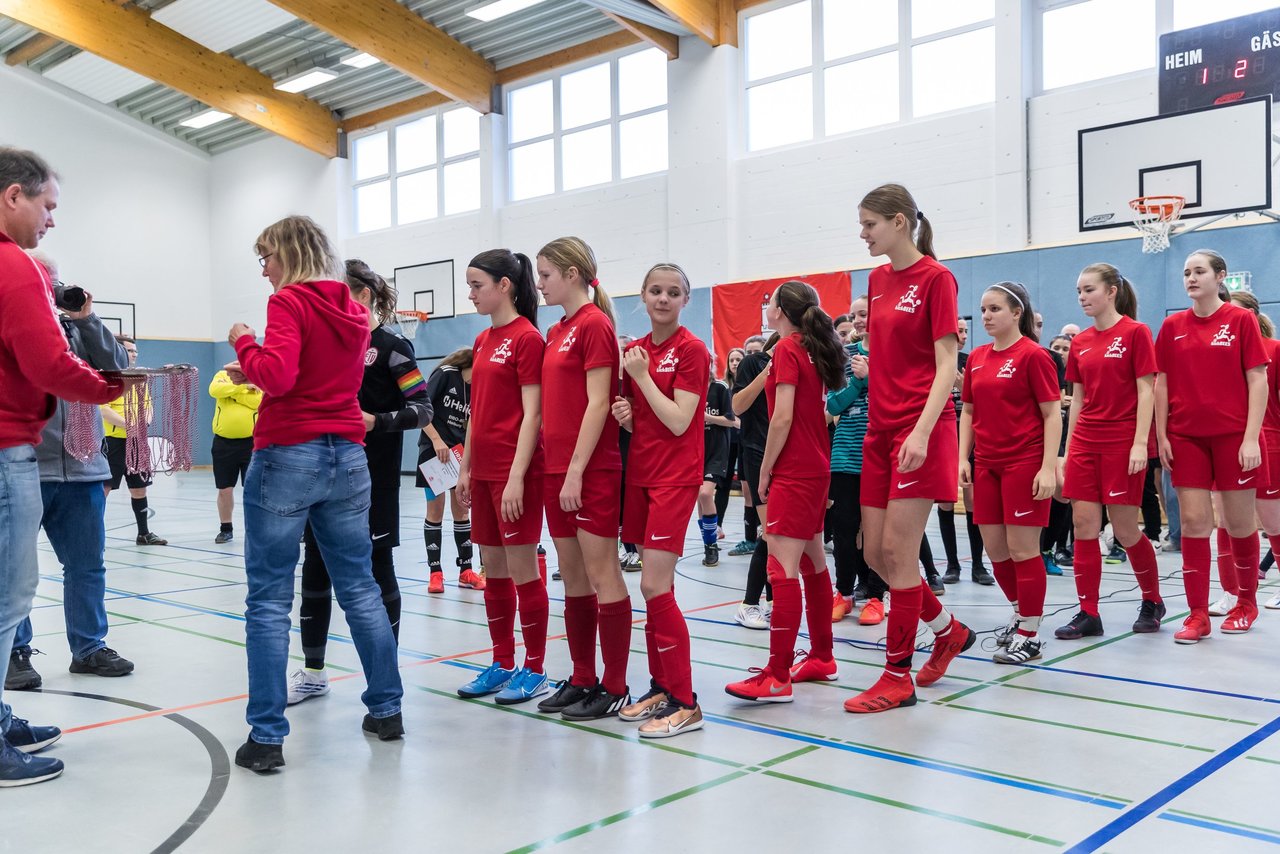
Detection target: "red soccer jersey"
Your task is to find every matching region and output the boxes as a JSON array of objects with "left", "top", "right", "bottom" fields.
[
  {"left": 542, "top": 302, "right": 622, "bottom": 474},
  {"left": 622, "top": 326, "right": 710, "bottom": 487},
  {"left": 867, "top": 255, "right": 959, "bottom": 431},
  {"left": 962, "top": 336, "right": 1061, "bottom": 467},
  {"left": 1156, "top": 302, "right": 1270, "bottom": 439},
  {"left": 766, "top": 333, "right": 831, "bottom": 479},
  {"left": 470, "top": 316, "right": 545, "bottom": 481},
  {"left": 1264, "top": 337, "right": 1280, "bottom": 437},
  {"left": 1065, "top": 316, "right": 1158, "bottom": 454}
]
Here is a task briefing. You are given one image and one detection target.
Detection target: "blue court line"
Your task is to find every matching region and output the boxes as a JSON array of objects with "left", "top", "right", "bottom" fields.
[
  {"left": 705, "top": 712, "right": 1128, "bottom": 810},
  {"left": 1063, "top": 713, "right": 1280, "bottom": 853},
  {"left": 1155, "top": 812, "right": 1280, "bottom": 845}
]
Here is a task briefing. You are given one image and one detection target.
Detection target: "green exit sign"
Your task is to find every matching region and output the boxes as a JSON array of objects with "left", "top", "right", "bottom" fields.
[{"left": 1224, "top": 271, "right": 1252, "bottom": 292}]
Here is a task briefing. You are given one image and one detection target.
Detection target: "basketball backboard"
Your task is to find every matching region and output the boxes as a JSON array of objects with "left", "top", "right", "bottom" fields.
[
  {"left": 1077, "top": 96, "right": 1272, "bottom": 233},
  {"left": 393, "top": 259, "right": 456, "bottom": 319}
]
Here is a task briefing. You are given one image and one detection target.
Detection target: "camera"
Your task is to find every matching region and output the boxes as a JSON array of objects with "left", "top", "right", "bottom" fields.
[{"left": 52, "top": 284, "right": 87, "bottom": 313}]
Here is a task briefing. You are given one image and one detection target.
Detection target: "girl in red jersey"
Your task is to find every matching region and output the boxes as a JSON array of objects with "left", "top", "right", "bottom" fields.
[
  {"left": 1056, "top": 264, "right": 1163, "bottom": 641},
  {"left": 533, "top": 236, "right": 634, "bottom": 721},
  {"left": 611, "top": 263, "right": 710, "bottom": 738},
  {"left": 959, "top": 282, "right": 1062, "bottom": 665},
  {"left": 1156, "top": 250, "right": 1270, "bottom": 643},
  {"left": 455, "top": 249, "right": 551, "bottom": 704},
  {"left": 845, "top": 184, "right": 974, "bottom": 714},
  {"left": 724, "top": 281, "right": 848, "bottom": 702}
]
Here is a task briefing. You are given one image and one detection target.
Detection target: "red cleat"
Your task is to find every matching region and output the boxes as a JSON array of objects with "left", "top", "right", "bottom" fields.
[
  {"left": 789, "top": 651, "right": 837, "bottom": 683},
  {"left": 915, "top": 619, "right": 976, "bottom": 687},
  {"left": 427, "top": 572, "right": 445, "bottom": 594},
  {"left": 1220, "top": 602, "right": 1259, "bottom": 634},
  {"left": 1175, "top": 608, "right": 1212, "bottom": 644},
  {"left": 458, "top": 568, "right": 487, "bottom": 590},
  {"left": 844, "top": 670, "right": 916, "bottom": 713},
  {"left": 725, "top": 668, "right": 793, "bottom": 703}
]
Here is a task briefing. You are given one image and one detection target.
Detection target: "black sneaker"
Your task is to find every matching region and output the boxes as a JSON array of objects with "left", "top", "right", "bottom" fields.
[
  {"left": 852, "top": 583, "right": 869, "bottom": 601},
  {"left": 942, "top": 564, "right": 961, "bottom": 584},
  {"left": 136, "top": 532, "right": 168, "bottom": 546},
  {"left": 993, "top": 635, "right": 1043, "bottom": 665},
  {"left": 234, "top": 738, "right": 284, "bottom": 773},
  {"left": 214, "top": 530, "right": 233, "bottom": 544},
  {"left": 362, "top": 712, "right": 405, "bottom": 741},
  {"left": 69, "top": 647, "right": 134, "bottom": 677},
  {"left": 562, "top": 684, "right": 632, "bottom": 721},
  {"left": 6, "top": 648, "right": 42, "bottom": 691},
  {"left": 925, "top": 572, "right": 945, "bottom": 595},
  {"left": 1132, "top": 599, "right": 1167, "bottom": 633},
  {"left": 1104, "top": 544, "right": 1127, "bottom": 564},
  {"left": 1054, "top": 545, "right": 1074, "bottom": 567},
  {"left": 1054, "top": 611, "right": 1104, "bottom": 640},
  {"left": 536, "top": 679, "right": 593, "bottom": 713},
  {"left": 971, "top": 565, "right": 995, "bottom": 586},
  {"left": 703, "top": 544, "right": 719, "bottom": 567}
]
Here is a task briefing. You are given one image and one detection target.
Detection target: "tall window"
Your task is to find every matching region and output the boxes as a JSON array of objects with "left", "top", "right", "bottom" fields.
[
  {"left": 507, "top": 47, "right": 669, "bottom": 202},
  {"left": 743, "top": 0, "right": 996, "bottom": 152},
  {"left": 352, "top": 107, "right": 482, "bottom": 234}
]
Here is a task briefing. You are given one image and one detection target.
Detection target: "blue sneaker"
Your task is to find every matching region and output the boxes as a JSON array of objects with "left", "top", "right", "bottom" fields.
[
  {"left": 457, "top": 662, "right": 517, "bottom": 698},
  {"left": 1042, "top": 552, "right": 1063, "bottom": 577},
  {"left": 0, "top": 740, "right": 62, "bottom": 787},
  {"left": 494, "top": 667, "right": 551, "bottom": 706},
  {"left": 5, "top": 717, "right": 60, "bottom": 754}
]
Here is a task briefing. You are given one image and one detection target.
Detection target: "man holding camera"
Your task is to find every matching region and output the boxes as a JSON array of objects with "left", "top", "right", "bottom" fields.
[{"left": 6, "top": 253, "right": 136, "bottom": 694}]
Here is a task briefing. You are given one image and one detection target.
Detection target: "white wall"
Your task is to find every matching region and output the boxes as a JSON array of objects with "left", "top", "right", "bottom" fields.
[{"left": 0, "top": 65, "right": 212, "bottom": 340}]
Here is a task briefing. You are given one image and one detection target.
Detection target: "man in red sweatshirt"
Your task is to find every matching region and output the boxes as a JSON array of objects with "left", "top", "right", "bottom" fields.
[{"left": 0, "top": 148, "right": 127, "bottom": 788}]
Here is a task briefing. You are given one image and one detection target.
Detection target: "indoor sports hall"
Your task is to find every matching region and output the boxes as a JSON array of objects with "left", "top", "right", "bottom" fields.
[{"left": 2, "top": 1, "right": 1280, "bottom": 852}]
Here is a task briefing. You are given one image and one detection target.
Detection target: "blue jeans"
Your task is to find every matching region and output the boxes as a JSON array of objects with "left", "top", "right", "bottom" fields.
[
  {"left": 0, "top": 445, "right": 45, "bottom": 737},
  {"left": 243, "top": 437, "right": 402, "bottom": 744},
  {"left": 13, "top": 481, "right": 109, "bottom": 660},
  {"left": 1162, "top": 467, "right": 1181, "bottom": 547}
]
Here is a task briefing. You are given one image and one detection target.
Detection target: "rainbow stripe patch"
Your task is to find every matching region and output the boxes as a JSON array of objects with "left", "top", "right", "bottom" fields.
[{"left": 397, "top": 368, "right": 426, "bottom": 397}]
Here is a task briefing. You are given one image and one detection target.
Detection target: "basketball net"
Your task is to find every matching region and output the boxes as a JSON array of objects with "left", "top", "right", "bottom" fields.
[
  {"left": 1130, "top": 195, "right": 1185, "bottom": 254},
  {"left": 395, "top": 310, "right": 428, "bottom": 339}
]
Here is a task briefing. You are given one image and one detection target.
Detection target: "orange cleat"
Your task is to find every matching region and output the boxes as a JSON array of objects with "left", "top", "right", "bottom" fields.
[
  {"left": 858, "top": 598, "right": 885, "bottom": 626},
  {"left": 832, "top": 593, "right": 853, "bottom": 623},
  {"left": 915, "top": 619, "right": 975, "bottom": 687},
  {"left": 458, "top": 568, "right": 487, "bottom": 590},
  {"left": 427, "top": 572, "right": 445, "bottom": 594},
  {"left": 725, "top": 668, "right": 793, "bottom": 702}
]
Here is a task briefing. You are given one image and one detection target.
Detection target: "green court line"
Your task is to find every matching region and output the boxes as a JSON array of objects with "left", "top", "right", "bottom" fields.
[
  {"left": 997, "top": 683, "right": 1261, "bottom": 726},
  {"left": 1163, "top": 808, "right": 1280, "bottom": 836},
  {"left": 1038, "top": 609, "right": 1191, "bottom": 667},
  {"left": 762, "top": 770, "right": 1065, "bottom": 846},
  {"left": 1245, "top": 755, "right": 1280, "bottom": 766},
  {"left": 944, "top": 703, "right": 1216, "bottom": 752}
]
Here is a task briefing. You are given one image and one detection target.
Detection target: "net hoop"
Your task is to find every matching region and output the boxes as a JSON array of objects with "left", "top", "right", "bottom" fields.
[
  {"left": 1129, "top": 195, "right": 1185, "bottom": 254},
  {"left": 395, "top": 310, "right": 428, "bottom": 339},
  {"left": 103, "top": 363, "right": 199, "bottom": 378}
]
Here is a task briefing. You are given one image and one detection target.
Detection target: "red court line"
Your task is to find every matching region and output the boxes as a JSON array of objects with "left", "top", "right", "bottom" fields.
[{"left": 61, "top": 598, "right": 740, "bottom": 735}]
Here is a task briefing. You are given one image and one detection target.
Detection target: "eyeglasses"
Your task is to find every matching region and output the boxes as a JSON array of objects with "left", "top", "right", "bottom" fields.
[{"left": 257, "top": 253, "right": 274, "bottom": 269}]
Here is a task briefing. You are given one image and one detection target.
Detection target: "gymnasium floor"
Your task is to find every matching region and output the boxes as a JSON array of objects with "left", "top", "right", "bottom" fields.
[{"left": 7, "top": 471, "right": 1280, "bottom": 854}]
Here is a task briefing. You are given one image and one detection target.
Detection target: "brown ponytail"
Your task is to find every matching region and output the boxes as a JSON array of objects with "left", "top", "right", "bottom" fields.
[
  {"left": 345, "top": 258, "right": 398, "bottom": 326},
  {"left": 773, "top": 280, "right": 848, "bottom": 389},
  {"left": 985, "top": 281, "right": 1039, "bottom": 342},
  {"left": 539, "top": 236, "right": 616, "bottom": 329},
  {"left": 859, "top": 183, "right": 935, "bottom": 258},
  {"left": 1081, "top": 262, "right": 1139, "bottom": 320}
]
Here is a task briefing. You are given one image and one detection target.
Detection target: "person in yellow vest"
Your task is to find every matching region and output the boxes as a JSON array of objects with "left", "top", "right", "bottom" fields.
[
  {"left": 209, "top": 368, "right": 262, "bottom": 543},
  {"left": 101, "top": 336, "right": 166, "bottom": 545}
]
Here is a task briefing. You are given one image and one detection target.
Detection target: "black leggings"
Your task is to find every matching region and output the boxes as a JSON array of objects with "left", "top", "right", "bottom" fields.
[
  {"left": 830, "top": 472, "right": 868, "bottom": 597},
  {"left": 1042, "top": 498, "right": 1072, "bottom": 554},
  {"left": 300, "top": 523, "right": 401, "bottom": 669},
  {"left": 715, "top": 438, "right": 740, "bottom": 524},
  {"left": 1141, "top": 461, "right": 1162, "bottom": 540}
]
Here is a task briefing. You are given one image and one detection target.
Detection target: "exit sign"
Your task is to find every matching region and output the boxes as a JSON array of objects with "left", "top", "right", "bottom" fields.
[{"left": 1224, "top": 271, "right": 1252, "bottom": 292}]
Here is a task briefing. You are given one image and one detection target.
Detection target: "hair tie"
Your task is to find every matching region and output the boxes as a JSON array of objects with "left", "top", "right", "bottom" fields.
[
  {"left": 589, "top": 278, "right": 599, "bottom": 288},
  {"left": 988, "top": 283, "right": 1024, "bottom": 309},
  {"left": 916, "top": 210, "right": 924, "bottom": 221}
]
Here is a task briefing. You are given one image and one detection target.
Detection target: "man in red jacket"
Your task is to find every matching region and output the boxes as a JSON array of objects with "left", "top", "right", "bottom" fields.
[{"left": 0, "top": 148, "right": 128, "bottom": 788}]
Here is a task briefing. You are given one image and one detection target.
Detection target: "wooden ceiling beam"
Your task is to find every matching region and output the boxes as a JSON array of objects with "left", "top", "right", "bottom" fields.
[
  {"left": 267, "top": 0, "right": 494, "bottom": 113},
  {"left": 648, "top": 0, "right": 735, "bottom": 47},
  {"left": 341, "top": 91, "right": 451, "bottom": 134},
  {"left": 601, "top": 11, "right": 679, "bottom": 60},
  {"left": 4, "top": 0, "right": 131, "bottom": 66},
  {"left": 494, "top": 31, "right": 640, "bottom": 85},
  {"left": 0, "top": 0, "right": 339, "bottom": 156}
]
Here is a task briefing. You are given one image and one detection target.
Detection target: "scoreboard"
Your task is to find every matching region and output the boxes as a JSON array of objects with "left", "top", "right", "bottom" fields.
[{"left": 1159, "top": 7, "right": 1280, "bottom": 114}]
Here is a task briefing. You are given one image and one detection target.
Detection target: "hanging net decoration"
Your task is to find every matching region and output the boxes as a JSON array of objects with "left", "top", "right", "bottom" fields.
[
  {"left": 63, "top": 400, "right": 104, "bottom": 463},
  {"left": 107, "top": 364, "right": 200, "bottom": 477}
]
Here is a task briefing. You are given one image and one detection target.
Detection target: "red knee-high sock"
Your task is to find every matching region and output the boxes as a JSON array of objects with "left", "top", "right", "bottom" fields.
[
  {"left": 598, "top": 597, "right": 632, "bottom": 696},
  {"left": 1125, "top": 534, "right": 1163, "bottom": 603},
  {"left": 563, "top": 593, "right": 599, "bottom": 686},
  {"left": 1183, "top": 536, "right": 1211, "bottom": 610},
  {"left": 643, "top": 619, "right": 666, "bottom": 690},
  {"left": 516, "top": 579, "right": 549, "bottom": 673},
  {"left": 1013, "top": 557, "right": 1047, "bottom": 636},
  {"left": 884, "top": 585, "right": 923, "bottom": 675},
  {"left": 1074, "top": 537, "right": 1102, "bottom": 616},
  {"left": 991, "top": 558, "right": 1018, "bottom": 604},
  {"left": 484, "top": 577, "right": 517, "bottom": 669},
  {"left": 1216, "top": 529, "right": 1239, "bottom": 595},
  {"left": 1231, "top": 532, "right": 1260, "bottom": 604},
  {"left": 768, "top": 574, "right": 802, "bottom": 682},
  {"left": 800, "top": 556, "right": 834, "bottom": 661},
  {"left": 646, "top": 591, "right": 694, "bottom": 707}
]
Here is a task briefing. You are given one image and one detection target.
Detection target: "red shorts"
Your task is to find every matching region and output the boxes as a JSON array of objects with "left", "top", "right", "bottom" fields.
[
  {"left": 622, "top": 484, "right": 699, "bottom": 556},
  {"left": 1169, "top": 433, "right": 1268, "bottom": 492},
  {"left": 763, "top": 474, "right": 830, "bottom": 540},
  {"left": 543, "top": 469, "right": 621, "bottom": 540},
  {"left": 1263, "top": 431, "right": 1280, "bottom": 500},
  {"left": 860, "top": 419, "right": 959, "bottom": 509},
  {"left": 470, "top": 475, "right": 544, "bottom": 547},
  {"left": 1062, "top": 451, "right": 1145, "bottom": 505},
  {"left": 972, "top": 461, "right": 1050, "bottom": 527}
]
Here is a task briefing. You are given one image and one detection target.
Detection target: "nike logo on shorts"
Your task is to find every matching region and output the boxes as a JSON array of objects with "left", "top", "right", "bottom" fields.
[
  {"left": 505, "top": 532, "right": 518, "bottom": 538},
  {"left": 1014, "top": 510, "right": 1033, "bottom": 518},
  {"left": 1267, "top": 489, "right": 1280, "bottom": 496},
  {"left": 575, "top": 514, "right": 592, "bottom": 521},
  {"left": 1239, "top": 477, "right": 1255, "bottom": 485},
  {"left": 658, "top": 644, "right": 676, "bottom": 653},
  {"left": 897, "top": 481, "right": 919, "bottom": 489},
  {"left": 652, "top": 534, "right": 671, "bottom": 540},
  {"left": 767, "top": 520, "right": 779, "bottom": 527},
  {"left": 1108, "top": 490, "right": 1126, "bottom": 497}
]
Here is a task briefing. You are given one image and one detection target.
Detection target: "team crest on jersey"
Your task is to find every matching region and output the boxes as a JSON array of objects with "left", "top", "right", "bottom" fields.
[
  {"left": 490, "top": 338, "right": 514, "bottom": 363},
  {"left": 1211, "top": 324, "right": 1236, "bottom": 347},
  {"left": 364, "top": 347, "right": 378, "bottom": 366},
  {"left": 996, "top": 358, "right": 1017, "bottom": 379},
  {"left": 656, "top": 350, "right": 680, "bottom": 373},
  {"left": 895, "top": 285, "right": 923, "bottom": 314},
  {"left": 1104, "top": 337, "right": 1126, "bottom": 359},
  {"left": 558, "top": 326, "right": 578, "bottom": 353}
]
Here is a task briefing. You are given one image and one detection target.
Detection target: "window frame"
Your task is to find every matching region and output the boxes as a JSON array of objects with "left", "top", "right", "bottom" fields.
[{"left": 1034, "top": 0, "right": 1179, "bottom": 95}]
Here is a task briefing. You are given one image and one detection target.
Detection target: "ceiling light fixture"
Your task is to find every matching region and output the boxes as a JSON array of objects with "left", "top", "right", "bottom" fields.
[
  {"left": 180, "top": 109, "right": 232, "bottom": 129},
  {"left": 465, "top": 0, "right": 552, "bottom": 23},
  {"left": 274, "top": 68, "right": 339, "bottom": 94},
  {"left": 341, "top": 52, "right": 380, "bottom": 69}
]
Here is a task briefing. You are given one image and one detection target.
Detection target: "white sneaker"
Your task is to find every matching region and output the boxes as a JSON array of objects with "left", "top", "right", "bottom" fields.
[
  {"left": 1208, "top": 593, "right": 1238, "bottom": 617},
  {"left": 1161, "top": 538, "right": 1181, "bottom": 553},
  {"left": 1266, "top": 592, "right": 1280, "bottom": 610},
  {"left": 734, "top": 603, "right": 768, "bottom": 630},
  {"left": 762, "top": 601, "right": 773, "bottom": 623},
  {"left": 286, "top": 667, "right": 330, "bottom": 705}
]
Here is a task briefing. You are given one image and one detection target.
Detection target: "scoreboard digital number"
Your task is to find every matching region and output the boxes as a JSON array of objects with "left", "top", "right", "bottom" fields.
[{"left": 1159, "top": 7, "right": 1280, "bottom": 114}]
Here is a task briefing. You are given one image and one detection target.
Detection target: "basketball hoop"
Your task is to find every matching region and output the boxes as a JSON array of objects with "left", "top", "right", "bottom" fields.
[
  {"left": 108, "top": 364, "right": 199, "bottom": 477},
  {"left": 395, "top": 310, "right": 428, "bottom": 339},
  {"left": 1129, "top": 195, "right": 1185, "bottom": 254}
]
